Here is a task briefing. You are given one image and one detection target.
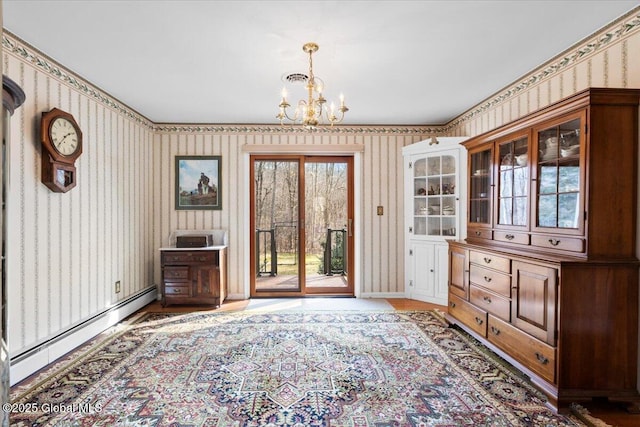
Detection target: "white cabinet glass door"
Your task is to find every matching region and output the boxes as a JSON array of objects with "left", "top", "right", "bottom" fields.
[{"left": 411, "top": 152, "right": 458, "bottom": 238}]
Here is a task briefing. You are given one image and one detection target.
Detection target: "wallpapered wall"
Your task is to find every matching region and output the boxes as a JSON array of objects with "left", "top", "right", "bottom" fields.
[
  {"left": 3, "top": 7, "right": 640, "bottom": 359},
  {"left": 3, "top": 41, "right": 156, "bottom": 356},
  {"left": 150, "top": 130, "right": 431, "bottom": 301}
]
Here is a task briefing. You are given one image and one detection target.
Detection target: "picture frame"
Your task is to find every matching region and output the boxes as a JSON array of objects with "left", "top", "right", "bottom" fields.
[{"left": 175, "top": 155, "right": 222, "bottom": 210}]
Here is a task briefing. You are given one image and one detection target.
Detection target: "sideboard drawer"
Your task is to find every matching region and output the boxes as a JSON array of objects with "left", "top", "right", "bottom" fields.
[
  {"left": 162, "top": 251, "right": 217, "bottom": 265},
  {"left": 469, "top": 250, "right": 510, "bottom": 273},
  {"left": 468, "top": 228, "right": 493, "bottom": 240},
  {"left": 487, "top": 315, "right": 556, "bottom": 384},
  {"left": 470, "top": 285, "right": 510, "bottom": 322},
  {"left": 494, "top": 230, "right": 530, "bottom": 245},
  {"left": 164, "top": 284, "right": 192, "bottom": 297},
  {"left": 163, "top": 266, "right": 190, "bottom": 281},
  {"left": 469, "top": 265, "right": 511, "bottom": 296},
  {"left": 449, "top": 293, "right": 487, "bottom": 337},
  {"left": 531, "top": 235, "right": 584, "bottom": 253}
]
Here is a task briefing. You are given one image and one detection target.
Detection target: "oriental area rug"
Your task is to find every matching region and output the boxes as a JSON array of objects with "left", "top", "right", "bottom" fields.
[{"left": 10, "top": 310, "right": 599, "bottom": 426}]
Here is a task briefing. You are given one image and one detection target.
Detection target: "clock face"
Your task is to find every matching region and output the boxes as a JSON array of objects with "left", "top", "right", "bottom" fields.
[{"left": 51, "top": 117, "right": 79, "bottom": 156}]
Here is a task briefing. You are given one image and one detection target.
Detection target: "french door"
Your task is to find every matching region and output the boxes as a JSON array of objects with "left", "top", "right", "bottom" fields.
[{"left": 250, "top": 155, "right": 354, "bottom": 297}]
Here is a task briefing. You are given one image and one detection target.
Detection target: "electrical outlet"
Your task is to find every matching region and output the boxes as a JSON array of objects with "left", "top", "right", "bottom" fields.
[
  {"left": 377, "top": 206, "right": 384, "bottom": 215},
  {"left": 115, "top": 281, "right": 121, "bottom": 293}
]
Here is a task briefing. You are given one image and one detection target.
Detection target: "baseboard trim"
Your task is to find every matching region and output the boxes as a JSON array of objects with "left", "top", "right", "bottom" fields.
[
  {"left": 359, "top": 292, "right": 405, "bottom": 299},
  {"left": 10, "top": 287, "right": 157, "bottom": 385}
]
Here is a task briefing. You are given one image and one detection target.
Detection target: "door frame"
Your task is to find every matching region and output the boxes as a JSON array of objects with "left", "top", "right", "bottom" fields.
[{"left": 249, "top": 154, "right": 355, "bottom": 297}]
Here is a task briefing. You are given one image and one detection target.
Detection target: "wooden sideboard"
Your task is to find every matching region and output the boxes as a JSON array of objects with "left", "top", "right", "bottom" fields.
[
  {"left": 447, "top": 88, "right": 640, "bottom": 411},
  {"left": 160, "top": 246, "right": 227, "bottom": 307}
]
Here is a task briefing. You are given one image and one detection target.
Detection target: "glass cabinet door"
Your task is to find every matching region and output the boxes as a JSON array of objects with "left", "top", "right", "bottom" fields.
[
  {"left": 534, "top": 115, "right": 583, "bottom": 231},
  {"left": 412, "top": 152, "right": 458, "bottom": 237},
  {"left": 497, "top": 135, "right": 529, "bottom": 227},
  {"left": 469, "top": 146, "right": 492, "bottom": 225}
]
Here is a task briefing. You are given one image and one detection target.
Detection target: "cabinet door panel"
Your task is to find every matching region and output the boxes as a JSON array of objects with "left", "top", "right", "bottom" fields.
[
  {"left": 434, "top": 244, "right": 450, "bottom": 303},
  {"left": 448, "top": 245, "right": 468, "bottom": 299},
  {"left": 194, "top": 266, "right": 220, "bottom": 298},
  {"left": 409, "top": 243, "right": 435, "bottom": 301},
  {"left": 512, "top": 261, "right": 557, "bottom": 345}
]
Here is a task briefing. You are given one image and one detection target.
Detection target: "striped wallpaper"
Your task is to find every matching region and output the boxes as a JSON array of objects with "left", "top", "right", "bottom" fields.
[{"left": 3, "top": 5, "right": 640, "bottom": 360}]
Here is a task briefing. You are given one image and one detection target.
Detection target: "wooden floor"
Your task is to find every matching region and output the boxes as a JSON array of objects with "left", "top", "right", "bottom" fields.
[{"left": 141, "top": 297, "right": 639, "bottom": 426}]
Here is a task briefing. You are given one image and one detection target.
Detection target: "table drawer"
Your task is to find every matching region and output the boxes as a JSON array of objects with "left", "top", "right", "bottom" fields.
[
  {"left": 470, "top": 286, "right": 510, "bottom": 321},
  {"left": 164, "top": 283, "right": 192, "bottom": 297},
  {"left": 487, "top": 315, "right": 556, "bottom": 384},
  {"left": 162, "top": 251, "right": 217, "bottom": 265},
  {"left": 531, "top": 235, "right": 584, "bottom": 253},
  {"left": 469, "top": 265, "right": 511, "bottom": 296},
  {"left": 163, "top": 266, "right": 190, "bottom": 281},
  {"left": 469, "top": 251, "right": 510, "bottom": 273},
  {"left": 448, "top": 293, "right": 487, "bottom": 337}
]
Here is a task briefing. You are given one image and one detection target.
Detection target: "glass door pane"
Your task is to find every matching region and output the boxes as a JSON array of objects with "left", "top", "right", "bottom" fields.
[
  {"left": 497, "top": 136, "right": 528, "bottom": 226},
  {"left": 253, "top": 159, "right": 301, "bottom": 292},
  {"left": 413, "top": 154, "right": 458, "bottom": 237},
  {"left": 469, "top": 147, "right": 492, "bottom": 225},
  {"left": 536, "top": 118, "right": 581, "bottom": 229},
  {"left": 305, "top": 158, "right": 353, "bottom": 294}
]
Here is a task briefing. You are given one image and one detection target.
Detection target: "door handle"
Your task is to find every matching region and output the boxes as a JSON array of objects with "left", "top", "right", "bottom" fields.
[{"left": 348, "top": 219, "right": 353, "bottom": 237}]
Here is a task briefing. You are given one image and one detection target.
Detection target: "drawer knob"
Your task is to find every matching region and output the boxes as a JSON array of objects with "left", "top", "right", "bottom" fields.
[
  {"left": 483, "top": 296, "right": 492, "bottom": 304},
  {"left": 475, "top": 317, "right": 484, "bottom": 325},
  {"left": 450, "top": 301, "right": 456, "bottom": 308},
  {"left": 475, "top": 231, "right": 482, "bottom": 236},
  {"left": 505, "top": 234, "right": 515, "bottom": 240},
  {"left": 548, "top": 239, "right": 561, "bottom": 246},
  {"left": 483, "top": 276, "right": 492, "bottom": 283},
  {"left": 535, "top": 352, "right": 549, "bottom": 365},
  {"left": 490, "top": 326, "right": 501, "bottom": 335},
  {"left": 483, "top": 257, "right": 492, "bottom": 264}
]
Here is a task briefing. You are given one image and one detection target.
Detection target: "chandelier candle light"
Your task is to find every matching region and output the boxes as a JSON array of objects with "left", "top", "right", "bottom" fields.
[{"left": 277, "top": 42, "right": 349, "bottom": 128}]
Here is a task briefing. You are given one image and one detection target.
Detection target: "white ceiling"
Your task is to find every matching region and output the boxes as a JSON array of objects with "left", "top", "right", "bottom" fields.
[{"left": 3, "top": 1, "right": 639, "bottom": 125}]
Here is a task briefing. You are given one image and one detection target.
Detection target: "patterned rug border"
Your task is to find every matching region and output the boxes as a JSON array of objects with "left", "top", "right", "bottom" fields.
[{"left": 10, "top": 309, "right": 606, "bottom": 426}]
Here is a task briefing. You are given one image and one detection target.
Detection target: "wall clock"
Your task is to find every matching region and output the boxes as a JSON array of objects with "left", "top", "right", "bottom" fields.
[{"left": 40, "top": 108, "right": 83, "bottom": 193}]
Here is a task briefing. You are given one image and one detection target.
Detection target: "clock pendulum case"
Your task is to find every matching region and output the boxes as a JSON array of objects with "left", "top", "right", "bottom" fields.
[{"left": 40, "top": 108, "right": 83, "bottom": 193}]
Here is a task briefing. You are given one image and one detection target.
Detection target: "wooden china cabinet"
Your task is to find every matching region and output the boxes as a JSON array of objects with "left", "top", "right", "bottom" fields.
[{"left": 446, "top": 88, "right": 640, "bottom": 411}]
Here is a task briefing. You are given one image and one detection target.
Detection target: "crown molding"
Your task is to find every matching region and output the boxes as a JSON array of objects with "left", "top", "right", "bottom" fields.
[{"left": 151, "top": 123, "right": 444, "bottom": 135}]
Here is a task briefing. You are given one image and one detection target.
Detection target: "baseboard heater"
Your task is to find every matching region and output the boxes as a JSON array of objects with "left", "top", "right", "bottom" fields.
[{"left": 10, "top": 286, "right": 157, "bottom": 384}]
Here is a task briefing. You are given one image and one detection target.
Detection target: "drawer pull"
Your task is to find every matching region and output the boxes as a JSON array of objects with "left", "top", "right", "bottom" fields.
[
  {"left": 535, "top": 352, "right": 549, "bottom": 365},
  {"left": 483, "top": 296, "right": 492, "bottom": 304},
  {"left": 483, "top": 276, "right": 492, "bottom": 282},
  {"left": 490, "top": 326, "right": 501, "bottom": 336},
  {"left": 475, "top": 317, "right": 484, "bottom": 325},
  {"left": 548, "top": 239, "right": 561, "bottom": 246},
  {"left": 172, "top": 288, "right": 183, "bottom": 294},
  {"left": 505, "top": 234, "right": 515, "bottom": 240},
  {"left": 450, "top": 301, "right": 456, "bottom": 308},
  {"left": 483, "top": 257, "right": 492, "bottom": 264},
  {"left": 475, "top": 231, "right": 482, "bottom": 236}
]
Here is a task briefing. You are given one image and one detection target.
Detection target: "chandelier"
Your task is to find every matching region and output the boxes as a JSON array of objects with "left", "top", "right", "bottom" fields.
[{"left": 277, "top": 42, "right": 349, "bottom": 128}]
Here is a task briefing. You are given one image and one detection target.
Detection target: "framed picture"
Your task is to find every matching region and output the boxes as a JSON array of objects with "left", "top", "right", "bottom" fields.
[{"left": 175, "top": 155, "right": 222, "bottom": 210}]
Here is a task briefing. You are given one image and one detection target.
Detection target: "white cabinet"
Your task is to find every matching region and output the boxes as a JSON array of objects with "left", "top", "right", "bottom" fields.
[
  {"left": 407, "top": 241, "right": 449, "bottom": 304},
  {"left": 403, "top": 137, "right": 467, "bottom": 304}
]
